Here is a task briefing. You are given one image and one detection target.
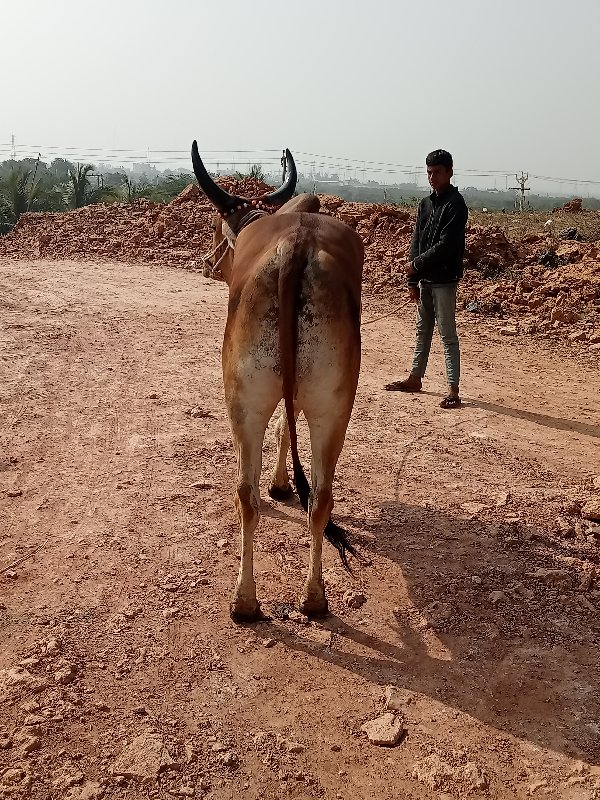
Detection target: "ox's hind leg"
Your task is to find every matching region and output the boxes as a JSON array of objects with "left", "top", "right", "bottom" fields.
[
  {"left": 299, "top": 414, "right": 350, "bottom": 617},
  {"left": 230, "top": 409, "right": 272, "bottom": 622},
  {"left": 268, "top": 407, "right": 301, "bottom": 501}
]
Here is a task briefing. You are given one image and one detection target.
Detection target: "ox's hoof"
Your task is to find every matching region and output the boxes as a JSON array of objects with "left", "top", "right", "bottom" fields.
[
  {"left": 268, "top": 483, "right": 293, "bottom": 502},
  {"left": 230, "top": 599, "right": 264, "bottom": 624},
  {"left": 299, "top": 594, "right": 329, "bottom": 619}
]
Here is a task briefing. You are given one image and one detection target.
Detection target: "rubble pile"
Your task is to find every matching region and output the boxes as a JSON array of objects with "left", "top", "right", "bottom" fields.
[
  {"left": 1, "top": 182, "right": 598, "bottom": 349},
  {"left": 555, "top": 197, "right": 583, "bottom": 213},
  {"left": 0, "top": 176, "right": 274, "bottom": 268},
  {"left": 462, "top": 241, "right": 600, "bottom": 344}
]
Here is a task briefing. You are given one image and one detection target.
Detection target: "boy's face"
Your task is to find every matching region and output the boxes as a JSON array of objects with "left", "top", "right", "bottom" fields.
[{"left": 427, "top": 164, "right": 453, "bottom": 193}]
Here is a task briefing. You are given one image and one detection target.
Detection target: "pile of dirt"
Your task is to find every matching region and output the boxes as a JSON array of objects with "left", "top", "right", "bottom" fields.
[
  {"left": 555, "top": 197, "right": 583, "bottom": 213},
  {"left": 1, "top": 183, "right": 599, "bottom": 348},
  {"left": 463, "top": 241, "right": 600, "bottom": 344},
  {"left": 0, "top": 176, "right": 275, "bottom": 268}
]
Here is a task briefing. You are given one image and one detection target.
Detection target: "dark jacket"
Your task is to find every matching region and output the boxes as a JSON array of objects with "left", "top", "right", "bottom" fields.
[{"left": 408, "top": 185, "right": 468, "bottom": 286}]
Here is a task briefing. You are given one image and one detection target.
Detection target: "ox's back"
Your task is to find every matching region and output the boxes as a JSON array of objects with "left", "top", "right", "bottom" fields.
[{"left": 223, "top": 212, "right": 363, "bottom": 396}]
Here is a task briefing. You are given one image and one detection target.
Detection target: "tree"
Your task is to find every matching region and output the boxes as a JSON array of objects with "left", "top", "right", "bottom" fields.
[
  {"left": 234, "top": 164, "right": 265, "bottom": 181},
  {"left": 0, "top": 166, "right": 41, "bottom": 222},
  {"left": 64, "top": 164, "right": 119, "bottom": 208}
]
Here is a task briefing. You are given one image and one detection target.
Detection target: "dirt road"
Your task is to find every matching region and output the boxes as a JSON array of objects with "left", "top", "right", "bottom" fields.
[{"left": 1, "top": 257, "right": 599, "bottom": 800}]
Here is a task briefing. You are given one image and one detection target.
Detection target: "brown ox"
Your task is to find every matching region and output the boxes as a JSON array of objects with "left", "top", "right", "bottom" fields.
[{"left": 191, "top": 141, "right": 364, "bottom": 621}]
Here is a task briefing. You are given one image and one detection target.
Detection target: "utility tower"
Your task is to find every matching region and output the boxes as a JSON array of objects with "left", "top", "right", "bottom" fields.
[{"left": 510, "top": 172, "right": 530, "bottom": 211}]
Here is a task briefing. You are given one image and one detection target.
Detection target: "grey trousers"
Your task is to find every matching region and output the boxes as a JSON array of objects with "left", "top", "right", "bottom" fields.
[{"left": 411, "top": 281, "right": 460, "bottom": 386}]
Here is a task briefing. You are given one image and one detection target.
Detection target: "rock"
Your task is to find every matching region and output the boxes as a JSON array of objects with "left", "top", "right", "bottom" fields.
[
  {"left": 170, "top": 786, "right": 195, "bottom": 798},
  {"left": 211, "top": 742, "right": 227, "bottom": 753},
  {"left": 287, "top": 610, "right": 310, "bottom": 625},
  {"left": 499, "top": 326, "right": 518, "bottom": 336},
  {"left": 6, "top": 489, "right": 23, "bottom": 497},
  {"left": 222, "top": 751, "right": 238, "bottom": 767},
  {"left": 1, "top": 768, "right": 27, "bottom": 785},
  {"left": 162, "top": 608, "right": 179, "bottom": 620},
  {"left": 461, "top": 501, "right": 487, "bottom": 515},
  {"left": 0, "top": 667, "right": 47, "bottom": 699},
  {"left": 528, "top": 779, "right": 548, "bottom": 794},
  {"left": 21, "top": 735, "right": 41, "bottom": 755},
  {"left": 384, "top": 686, "right": 414, "bottom": 711},
  {"left": 65, "top": 782, "right": 105, "bottom": 800},
  {"left": 54, "top": 771, "right": 85, "bottom": 789},
  {"left": 582, "top": 500, "right": 600, "bottom": 522},
  {"left": 286, "top": 741, "right": 306, "bottom": 754},
  {"left": 54, "top": 664, "right": 77, "bottom": 685},
  {"left": 411, "top": 754, "right": 454, "bottom": 789},
  {"left": 112, "top": 732, "right": 178, "bottom": 783},
  {"left": 463, "top": 762, "right": 489, "bottom": 790},
  {"left": 593, "top": 477, "right": 600, "bottom": 490},
  {"left": 360, "top": 713, "right": 405, "bottom": 747},
  {"left": 343, "top": 590, "right": 367, "bottom": 609},
  {"left": 550, "top": 306, "right": 578, "bottom": 324},
  {"left": 216, "top": 539, "right": 228, "bottom": 549},
  {"left": 590, "top": 343, "right": 600, "bottom": 352},
  {"left": 488, "top": 590, "right": 506, "bottom": 604},
  {"left": 527, "top": 568, "right": 572, "bottom": 586},
  {"left": 556, "top": 516, "right": 575, "bottom": 538}
]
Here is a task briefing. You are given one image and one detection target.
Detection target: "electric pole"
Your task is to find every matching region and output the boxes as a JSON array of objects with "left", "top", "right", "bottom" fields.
[
  {"left": 10, "top": 134, "right": 16, "bottom": 160},
  {"left": 510, "top": 172, "right": 530, "bottom": 211}
]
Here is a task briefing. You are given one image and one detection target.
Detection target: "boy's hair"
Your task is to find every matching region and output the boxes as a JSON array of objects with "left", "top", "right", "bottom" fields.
[{"left": 426, "top": 149, "right": 453, "bottom": 170}]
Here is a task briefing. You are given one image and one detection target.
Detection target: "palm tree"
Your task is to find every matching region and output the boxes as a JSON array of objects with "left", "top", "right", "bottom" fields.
[
  {"left": 0, "top": 167, "right": 41, "bottom": 224},
  {"left": 64, "top": 164, "right": 120, "bottom": 208},
  {"left": 67, "top": 164, "right": 95, "bottom": 209}
]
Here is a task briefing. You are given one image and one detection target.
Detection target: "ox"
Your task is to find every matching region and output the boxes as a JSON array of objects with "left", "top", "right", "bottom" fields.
[{"left": 191, "top": 141, "right": 364, "bottom": 621}]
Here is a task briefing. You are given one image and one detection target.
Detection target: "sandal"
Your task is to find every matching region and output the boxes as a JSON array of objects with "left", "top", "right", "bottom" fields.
[
  {"left": 384, "top": 379, "right": 422, "bottom": 392},
  {"left": 440, "top": 395, "right": 461, "bottom": 409}
]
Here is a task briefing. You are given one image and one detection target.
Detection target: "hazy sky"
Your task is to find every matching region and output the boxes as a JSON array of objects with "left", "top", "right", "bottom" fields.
[{"left": 3, "top": 0, "right": 600, "bottom": 194}]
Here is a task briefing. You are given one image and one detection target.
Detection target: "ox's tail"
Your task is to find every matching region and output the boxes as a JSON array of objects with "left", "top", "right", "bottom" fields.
[{"left": 277, "top": 236, "right": 358, "bottom": 572}]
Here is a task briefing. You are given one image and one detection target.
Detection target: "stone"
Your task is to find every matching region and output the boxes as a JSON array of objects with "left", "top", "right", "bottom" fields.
[
  {"left": 21, "top": 735, "right": 41, "bottom": 755},
  {"left": 222, "top": 751, "right": 238, "bottom": 767},
  {"left": 65, "top": 782, "right": 105, "bottom": 800},
  {"left": 112, "top": 732, "right": 178, "bottom": 783},
  {"left": 499, "top": 326, "right": 518, "bottom": 336},
  {"left": 360, "top": 713, "right": 405, "bottom": 747},
  {"left": 527, "top": 568, "right": 572, "bottom": 586},
  {"left": 582, "top": 500, "right": 600, "bottom": 522},
  {"left": 411, "top": 754, "right": 454, "bottom": 789},
  {"left": 343, "top": 590, "right": 367, "bottom": 609},
  {"left": 488, "top": 590, "right": 506, "bottom": 604},
  {"left": 1, "top": 768, "right": 26, "bottom": 785},
  {"left": 0, "top": 667, "right": 46, "bottom": 699},
  {"left": 55, "top": 664, "right": 77, "bottom": 685},
  {"left": 384, "top": 686, "right": 414, "bottom": 711},
  {"left": 461, "top": 502, "right": 487, "bottom": 515},
  {"left": 286, "top": 741, "right": 306, "bottom": 754}
]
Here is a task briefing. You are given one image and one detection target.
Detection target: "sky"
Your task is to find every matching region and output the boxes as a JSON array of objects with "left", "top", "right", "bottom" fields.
[{"left": 3, "top": 0, "right": 600, "bottom": 195}]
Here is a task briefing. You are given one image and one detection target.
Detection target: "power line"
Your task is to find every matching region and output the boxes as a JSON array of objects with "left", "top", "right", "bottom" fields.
[{"left": 3, "top": 141, "right": 600, "bottom": 187}]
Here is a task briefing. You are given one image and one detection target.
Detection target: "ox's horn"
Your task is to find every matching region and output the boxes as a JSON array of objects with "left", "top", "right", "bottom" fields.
[
  {"left": 260, "top": 149, "right": 297, "bottom": 207},
  {"left": 191, "top": 140, "right": 247, "bottom": 215}
]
